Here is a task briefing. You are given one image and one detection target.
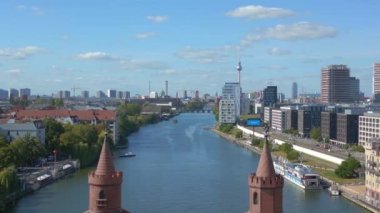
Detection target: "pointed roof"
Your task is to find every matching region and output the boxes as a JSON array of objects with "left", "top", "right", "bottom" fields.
[
  {"left": 256, "top": 140, "right": 276, "bottom": 178},
  {"left": 95, "top": 135, "right": 115, "bottom": 176}
]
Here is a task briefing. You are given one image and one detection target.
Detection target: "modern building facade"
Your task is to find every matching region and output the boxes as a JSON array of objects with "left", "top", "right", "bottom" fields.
[
  {"left": 364, "top": 138, "right": 380, "bottom": 210},
  {"left": 19, "top": 88, "right": 31, "bottom": 98},
  {"left": 263, "top": 86, "right": 277, "bottom": 107},
  {"left": 9, "top": 88, "right": 19, "bottom": 99},
  {"left": 271, "top": 109, "right": 286, "bottom": 131},
  {"left": 321, "top": 112, "right": 337, "bottom": 141},
  {"left": 321, "top": 65, "right": 360, "bottom": 104},
  {"left": 219, "top": 99, "right": 236, "bottom": 123},
  {"left": 81, "top": 90, "right": 90, "bottom": 98},
  {"left": 264, "top": 107, "right": 272, "bottom": 126},
  {"left": 298, "top": 110, "right": 312, "bottom": 137},
  {"left": 335, "top": 113, "right": 359, "bottom": 145},
  {"left": 373, "top": 63, "right": 380, "bottom": 99},
  {"left": 359, "top": 113, "right": 380, "bottom": 147},
  {"left": 219, "top": 82, "right": 241, "bottom": 123},
  {"left": 0, "top": 89, "right": 8, "bottom": 100},
  {"left": 292, "top": 82, "right": 298, "bottom": 100},
  {"left": 96, "top": 90, "right": 106, "bottom": 98},
  {"left": 285, "top": 109, "right": 298, "bottom": 130},
  {"left": 107, "top": 89, "right": 117, "bottom": 98}
]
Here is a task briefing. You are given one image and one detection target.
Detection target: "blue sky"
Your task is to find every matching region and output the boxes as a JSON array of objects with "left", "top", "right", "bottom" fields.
[{"left": 1, "top": 0, "right": 380, "bottom": 97}]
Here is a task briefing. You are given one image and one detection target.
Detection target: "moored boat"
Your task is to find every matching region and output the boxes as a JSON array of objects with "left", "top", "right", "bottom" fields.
[
  {"left": 328, "top": 185, "right": 340, "bottom": 196},
  {"left": 119, "top": 152, "right": 136, "bottom": 158},
  {"left": 273, "top": 158, "right": 321, "bottom": 190}
]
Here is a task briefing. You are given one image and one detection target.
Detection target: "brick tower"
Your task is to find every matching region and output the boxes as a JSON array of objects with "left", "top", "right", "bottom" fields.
[
  {"left": 85, "top": 135, "right": 129, "bottom": 213},
  {"left": 247, "top": 139, "right": 284, "bottom": 213}
]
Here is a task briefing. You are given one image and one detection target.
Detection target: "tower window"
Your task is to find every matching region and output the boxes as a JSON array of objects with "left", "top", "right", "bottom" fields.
[
  {"left": 97, "top": 190, "right": 107, "bottom": 207},
  {"left": 253, "top": 192, "right": 258, "bottom": 205}
]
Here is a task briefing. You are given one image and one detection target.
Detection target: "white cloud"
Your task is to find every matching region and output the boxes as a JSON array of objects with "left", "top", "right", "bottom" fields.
[
  {"left": 267, "top": 47, "right": 291, "bottom": 56},
  {"left": 241, "top": 22, "right": 338, "bottom": 47},
  {"left": 135, "top": 32, "right": 156, "bottom": 39},
  {"left": 227, "top": 5, "right": 295, "bottom": 20},
  {"left": 77, "top": 52, "right": 114, "bottom": 60},
  {"left": 177, "top": 47, "right": 227, "bottom": 64},
  {"left": 16, "top": 4, "right": 44, "bottom": 15},
  {"left": 5, "top": 69, "right": 22, "bottom": 74},
  {"left": 146, "top": 15, "right": 168, "bottom": 23},
  {"left": 120, "top": 59, "right": 169, "bottom": 70},
  {"left": 0, "top": 46, "right": 44, "bottom": 59}
]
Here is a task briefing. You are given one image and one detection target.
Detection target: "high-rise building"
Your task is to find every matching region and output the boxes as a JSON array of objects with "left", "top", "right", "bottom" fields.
[
  {"left": 64, "top": 90, "right": 71, "bottom": 99},
  {"left": 107, "top": 89, "right": 117, "bottom": 98},
  {"left": 247, "top": 139, "right": 283, "bottom": 213},
  {"left": 149, "top": 91, "right": 158, "bottom": 98},
  {"left": 321, "top": 65, "right": 360, "bottom": 104},
  {"left": 219, "top": 99, "right": 236, "bottom": 123},
  {"left": 81, "top": 90, "right": 90, "bottom": 98},
  {"left": 321, "top": 112, "right": 337, "bottom": 141},
  {"left": 195, "top": 90, "right": 199, "bottom": 99},
  {"left": 292, "top": 82, "right": 298, "bottom": 99},
  {"left": 19, "top": 88, "right": 31, "bottom": 98},
  {"left": 336, "top": 113, "right": 358, "bottom": 145},
  {"left": 263, "top": 86, "right": 277, "bottom": 107},
  {"left": 165, "top": 80, "right": 168, "bottom": 97},
  {"left": 271, "top": 109, "right": 286, "bottom": 131},
  {"left": 84, "top": 136, "right": 129, "bottom": 213},
  {"left": 0, "top": 89, "right": 9, "bottom": 100},
  {"left": 9, "top": 88, "right": 19, "bottom": 99},
  {"left": 237, "top": 61, "right": 242, "bottom": 85},
  {"left": 219, "top": 82, "right": 241, "bottom": 123},
  {"left": 359, "top": 113, "right": 380, "bottom": 146},
  {"left": 96, "top": 90, "right": 106, "bottom": 98},
  {"left": 183, "top": 90, "right": 188, "bottom": 99},
  {"left": 373, "top": 63, "right": 380, "bottom": 100}
]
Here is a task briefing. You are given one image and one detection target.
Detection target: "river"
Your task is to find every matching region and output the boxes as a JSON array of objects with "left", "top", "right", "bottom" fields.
[{"left": 11, "top": 113, "right": 368, "bottom": 213}]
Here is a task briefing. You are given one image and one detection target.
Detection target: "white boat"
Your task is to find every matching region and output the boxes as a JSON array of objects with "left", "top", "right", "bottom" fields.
[
  {"left": 119, "top": 152, "right": 136, "bottom": 158},
  {"left": 328, "top": 185, "right": 340, "bottom": 196},
  {"left": 273, "top": 158, "right": 321, "bottom": 190}
]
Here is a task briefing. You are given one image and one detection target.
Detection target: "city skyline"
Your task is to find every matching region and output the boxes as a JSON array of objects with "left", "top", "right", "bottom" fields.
[{"left": 1, "top": 1, "right": 380, "bottom": 97}]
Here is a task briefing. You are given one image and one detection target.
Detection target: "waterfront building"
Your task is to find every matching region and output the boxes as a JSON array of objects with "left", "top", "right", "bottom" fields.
[
  {"left": 247, "top": 139, "right": 283, "bottom": 213},
  {"left": 364, "top": 138, "right": 380, "bottom": 210},
  {"left": 263, "top": 86, "right": 277, "bottom": 107},
  {"left": 84, "top": 136, "right": 129, "bottom": 213},
  {"left": 107, "top": 89, "right": 117, "bottom": 98},
  {"left": 321, "top": 65, "right": 360, "bottom": 104},
  {"left": 271, "top": 109, "right": 286, "bottom": 132},
  {"left": 81, "top": 90, "right": 90, "bottom": 98},
  {"left": 0, "top": 121, "right": 45, "bottom": 143},
  {"left": 359, "top": 113, "right": 380, "bottom": 147},
  {"left": 298, "top": 110, "right": 311, "bottom": 137},
  {"left": 219, "top": 82, "right": 241, "bottom": 123},
  {"left": 264, "top": 107, "right": 272, "bottom": 126},
  {"left": 335, "top": 113, "right": 359, "bottom": 145},
  {"left": 241, "top": 93, "right": 251, "bottom": 115},
  {"left": 292, "top": 82, "right": 298, "bottom": 100},
  {"left": 285, "top": 109, "right": 298, "bottom": 130},
  {"left": 373, "top": 63, "right": 380, "bottom": 101},
  {"left": 219, "top": 99, "right": 236, "bottom": 123},
  {"left": 321, "top": 112, "right": 337, "bottom": 141},
  {"left": 9, "top": 88, "right": 19, "bottom": 99},
  {"left": 19, "top": 88, "right": 31, "bottom": 99}
]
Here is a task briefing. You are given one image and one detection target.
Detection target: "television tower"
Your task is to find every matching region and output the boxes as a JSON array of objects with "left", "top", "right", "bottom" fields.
[{"left": 237, "top": 60, "right": 242, "bottom": 85}]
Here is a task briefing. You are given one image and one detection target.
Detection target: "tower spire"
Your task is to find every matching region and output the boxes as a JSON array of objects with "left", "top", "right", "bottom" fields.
[{"left": 237, "top": 60, "right": 242, "bottom": 85}]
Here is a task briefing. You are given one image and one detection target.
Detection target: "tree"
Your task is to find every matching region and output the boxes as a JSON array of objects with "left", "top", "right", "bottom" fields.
[
  {"left": 351, "top": 145, "right": 365, "bottom": 153},
  {"left": 43, "top": 118, "right": 65, "bottom": 152},
  {"left": 9, "top": 134, "right": 46, "bottom": 166},
  {"left": 335, "top": 157, "right": 361, "bottom": 178},
  {"left": 219, "top": 124, "right": 234, "bottom": 134},
  {"left": 235, "top": 130, "right": 243, "bottom": 139},
  {"left": 287, "top": 150, "right": 300, "bottom": 161},
  {"left": 310, "top": 127, "right": 322, "bottom": 141}
]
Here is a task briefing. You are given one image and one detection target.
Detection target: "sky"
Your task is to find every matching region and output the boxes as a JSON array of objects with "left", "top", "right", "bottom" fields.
[{"left": 1, "top": 0, "right": 380, "bottom": 97}]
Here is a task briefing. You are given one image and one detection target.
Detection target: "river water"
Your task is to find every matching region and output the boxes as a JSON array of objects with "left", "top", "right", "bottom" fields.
[{"left": 11, "top": 113, "right": 368, "bottom": 213}]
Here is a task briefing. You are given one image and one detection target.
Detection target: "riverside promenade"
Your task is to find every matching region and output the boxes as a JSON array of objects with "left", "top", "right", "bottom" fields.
[{"left": 213, "top": 125, "right": 377, "bottom": 213}]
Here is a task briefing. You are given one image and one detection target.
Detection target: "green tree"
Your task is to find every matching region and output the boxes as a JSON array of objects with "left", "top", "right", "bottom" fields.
[
  {"left": 278, "top": 143, "right": 293, "bottom": 154},
  {"left": 351, "top": 145, "right": 365, "bottom": 153},
  {"left": 218, "top": 124, "right": 234, "bottom": 134},
  {"left": 43, "top": 118, "right": 65, "bottom": 152},
  {"left": 310, "top": 127, "right": 322, "bottom": 141},
  {"left": 287, "top": 150, "right": 300, "bottom": 161},
  {"left": 9, "top": 134, "right": 46, "bottom": 166},
  {"left": 251, "top": 138, "right": 261, "bottom": 146},
  {"left": 335, "top": 157, "right": 361, "bottom": 178},
  {"left": 235, "top": 130, "right": 243, "bottom": 139},
  {"left": 186, "top": 100, "right": 205, "bottom": 111}
]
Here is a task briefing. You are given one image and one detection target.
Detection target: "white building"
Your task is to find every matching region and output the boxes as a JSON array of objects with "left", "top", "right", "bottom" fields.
[
  {"left": 219, "top": 99, "right": 236, "bottom": 123},
  {"left": 264, "top": 107, "right": 272, "bottom": 126},
  {"left": 219, "top": 82, "right": 241, "bottom": 123},
  {"left": 271, "top": 109, "right": 286, "bottom": 131},
  {"left": 150, "top": 91, "right": 158, "bottom": 98},
  {"left": 359, "top": 113, "right": 380, "bottom": 147}
]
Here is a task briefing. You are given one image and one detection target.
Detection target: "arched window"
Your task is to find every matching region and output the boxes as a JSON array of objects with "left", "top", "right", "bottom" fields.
[
  {"left": 97, "top": 190, "right": 107, "bottom": 207},
  {"left": 99, "top": 190, "right": 106, "bottom": 199},
  {"left": 253, "top": 192, "right": 258, "bottom": 205}
]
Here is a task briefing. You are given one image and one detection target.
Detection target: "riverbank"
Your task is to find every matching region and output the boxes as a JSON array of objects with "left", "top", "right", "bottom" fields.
[{"left": 212, "top": 127, "right": 376, "bottom": 213}]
